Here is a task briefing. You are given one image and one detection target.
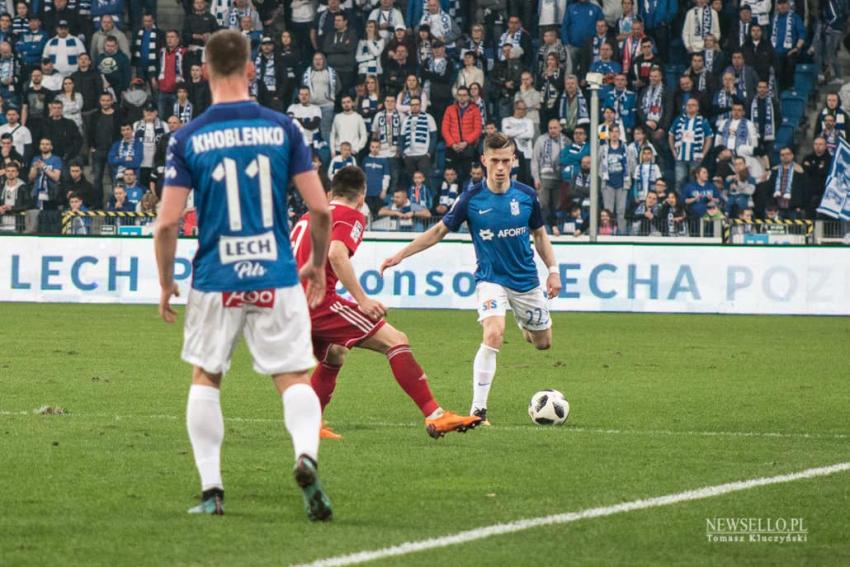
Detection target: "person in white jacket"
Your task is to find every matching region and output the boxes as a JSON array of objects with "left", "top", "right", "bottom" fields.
[
  {"left": 682, "top": 0, "right": 721, "bottom": 53},
  {"left": 329, "top": 95, "right": 369, "bottom": 155},
  {"left": 714, "top": 99, "right": 765, "bottom": 180},
  {"left": 501, "top": 100, "right": 536, "bottom": 185}
]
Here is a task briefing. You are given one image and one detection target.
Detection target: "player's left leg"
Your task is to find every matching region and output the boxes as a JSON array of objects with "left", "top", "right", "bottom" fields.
[
  {"left": 359, "top": 324, "right": 482, "bottom": 437},
  {"left": 469, "top": 282, "right": 510, "bottom": 423},
  {"left": 244, "top": 286, "right": 332, "bottom": 522},
  {"left": 186, "top": 366, "right": 226, "bottom": 515}
]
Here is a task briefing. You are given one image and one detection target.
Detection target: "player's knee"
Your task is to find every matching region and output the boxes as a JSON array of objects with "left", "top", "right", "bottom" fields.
[
  {"left": 385, "top": 327, "right": 408, "bottom": 348},
  {"left": 324, "top": 345, "right": 349, "bottom": 366}
]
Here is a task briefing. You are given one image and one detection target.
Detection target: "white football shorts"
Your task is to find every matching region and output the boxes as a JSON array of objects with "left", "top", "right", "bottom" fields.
[
  {"left": 476, "top": 281, "right": 552, "bottom": 332},
  {"left": 181, "top": 285, "right": 316, "bottom": 375}
]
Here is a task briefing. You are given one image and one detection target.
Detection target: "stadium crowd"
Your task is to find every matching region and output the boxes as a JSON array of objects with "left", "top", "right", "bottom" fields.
[{"left": 0, "top": 0, "right": 846, "bottom": 236}]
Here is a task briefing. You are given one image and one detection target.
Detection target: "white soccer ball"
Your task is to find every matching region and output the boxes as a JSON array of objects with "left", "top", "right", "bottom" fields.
[{"left": 528, "top": 389, "right": 569, "bottom": 426}]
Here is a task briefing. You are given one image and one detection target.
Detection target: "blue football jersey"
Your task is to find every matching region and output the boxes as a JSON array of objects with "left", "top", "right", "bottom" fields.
[
  {"left": 442, "top": 180, "right": 544, "bottom": 292},
  {"left": 166, "top": 101, "right": 313, "bottom": 292}
]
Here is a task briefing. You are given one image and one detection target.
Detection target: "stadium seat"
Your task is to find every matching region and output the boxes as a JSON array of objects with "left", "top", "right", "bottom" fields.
[
  {"left": 780, "top": 91, "right": 806, "bottom": 124},
  {"left": 794, "top": 63, "right": 816, "bottom": 98},
  {"left": 774, "top": 118, "right": 796, "bottom": 151}
]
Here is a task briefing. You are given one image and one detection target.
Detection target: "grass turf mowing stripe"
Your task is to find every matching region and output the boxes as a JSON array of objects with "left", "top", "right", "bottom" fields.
[
  {"left": 293, "top": 462, "right": 850, "bottom": 567},
  {"left": 2, "top": 410, "right": 849, "bottom": 441}
]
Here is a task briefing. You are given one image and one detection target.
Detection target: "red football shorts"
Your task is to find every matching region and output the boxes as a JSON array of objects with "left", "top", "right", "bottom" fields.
[{"left": 311, "top": 295, "right": 385, "bottom": 360}]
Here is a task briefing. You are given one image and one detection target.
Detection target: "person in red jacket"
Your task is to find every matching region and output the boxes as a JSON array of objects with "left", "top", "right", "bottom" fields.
[
  {"left": 154, "top": 30, "right": 187, "bottom": 120},
  {"left": 441, "top": 86, "right": 482, "bottom": 185}
]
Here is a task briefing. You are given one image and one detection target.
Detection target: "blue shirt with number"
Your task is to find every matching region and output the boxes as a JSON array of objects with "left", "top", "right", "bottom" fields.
[
  {"left": 442, "top": 180, "right": 544, "bottom": 293},
  {"left": 166, "top": 101, "right": 312, "bottom": 292}
]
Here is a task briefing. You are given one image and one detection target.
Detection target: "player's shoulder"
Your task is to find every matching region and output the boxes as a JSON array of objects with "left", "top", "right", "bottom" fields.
[
  {"left": 510, "top": 181, "right": 538, "bottom": 201},
  {"left": 331, "top": 202, "right": 366, "bottom": 225}
]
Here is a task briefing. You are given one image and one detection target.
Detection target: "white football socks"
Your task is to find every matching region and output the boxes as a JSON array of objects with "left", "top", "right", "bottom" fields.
[
  {"left": 282, "top": 383, "right": 321, "bottom": 462},
  {"left": 471, "top": 343, "right": 499, "bottom": 412},
  {"left": 186, "top": 384, "right": 225, "bottom": 491}
]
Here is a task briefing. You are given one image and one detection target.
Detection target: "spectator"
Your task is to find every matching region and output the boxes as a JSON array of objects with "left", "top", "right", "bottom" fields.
[
  {"left": 96, "top": 36, "right": 131, "bottom": 95},
  {"left": 407, "top": 170, "right": 433, "bottom": 210},
  {"left": 659, "top": 190, "right": 687, "bottom": 236},
  {"left": 703, "top": 200, "right": 725, "bottom": 221},
  {"left": 600, "top": 126, "right": 632, "bottom": 228},
  {"left": 62, "top": 161, "right": 97, "bottom": 209},
  {"left": 604, "top": 73, "right": 637, "bottom": 135},
  {"left": 630, "top": 38, "right": 660, "bottom": 92},
  {"left": 621, "top": 18, "right": 648, "bottom": 78},
  {"left": 422, "top": 40, "right": 454, "bottom": 125},
  {"left": 182, "top": 0, "right": 220, "bottom": 63},
  {"left": 683, "top": 0, "right": 721, "bottom": 53},
  {"left": 537, "top": 28, "right": 569, "bottom": 77},
  {"left": 532, "top": 118, "right": 569, "bottom": 227},
  {"left": 631, "top": 146, "right": 662, "bottom": 203},
  {"left": 559, "top": 124, "right": 589, "bottom": 181},
  {"left": 16, "top": 16, "right": 48, "bottom": 81},
  {"left": 363, "top": 139, "right": 390, "bottom": 215},
  {"left": 322, "top": 12, "right": 357, "bottom": 93},
  {"left": 224, "top": 0, "right": 261, "bottom": 31},
  {"left": 0, "top": 161, "right": 31, "bottom": 229},
  {"left": 701, "top": 33, "right": 724, "bottom": 77},
  {"left": 28, "top": 137, "right": 62, "bottom": 233},
  {"left": 727, "top": 5, "right": 754, "bottom": 52},
  {"left": 435, "top": 166, "right": 460, "bottom": 215},
  {"left": 442, "top": 86, "right": 482, "bottom": 183},
  {"left": 724, "top": 51, "right": 758, "bottom": 104},
  {"left": 598, "top": 106, "right": 626, "bottom": 144},
  {"left": 742, "top": 24, "right": 774, "bottom": 90},
  {"left": 108, "top": 123, "right": 144, "bottom": 183},
  {"left": 802, "top": 137, "right": 832, "bottom": 216},
  {"left": 46, "top": 0, "right": 82, "bottom": 38},
  {"left": 561, "top": 0, "right": 604, "bottom": 66},
  {"left": 820, "top": 113, "right": 842, "bottom": 155},
  {"left": 553, "top": 203, "right": 585, "bottom": 236},
  {"left": 132, "top": 104, "right": 168, "bottom": 186},
  {"left": 420, "top": 0, "right": 462, "bottom": 51},
  {"left": 173, "top": 83, "right": 193, "bottom": 124},
  {"left": 121, "top": 167, "right": 145, "bottom": 208},
  {"left": 42, "top": 19, "right": 85, "bottom": 77},
  {"left": 499, "top": 15, "right": 533, "bottom": 67},
  {"left": 40, "top": 58, "right": 64, "bottom": 92},
  {"left": 397, "top": 74, "right": 428, "bottom": 120},
  {"left": 769, "top": 0, "right": 805, "bottom": 90},
  {"left": 330, "top": 94, "right": 368, "bottom": 157},
  {"left": 491, "top": 43, "right": 522, "bottom": 120},
  {"left": 686, "top": 53, "right": 718, "bottom": 97},
  {"left": 749, "top": 80, "right": 779, "bottom": 160},
  {"left": 0, "top": 41, "right": 16, "bottom": 102},
  {"left": 382, "top": 42, "right": 413, "bottom": 97},
  {"left": 683, "top": 165, "right": 720, "bottom": 219},
  {"left": 356, "top": 75, "right": 381, "bottom": 133},
  {"left": 328, "top": 140, "right": 357, "bottom": 179},
  {"left": 42, "top": 99, "right": 82, "bottom": 162},
  {"left": 715, "top": 99, "right": 763, "bottom": 179},
  {"left": 598, "top": 208, "right": 618, "bottom": 235},
  {"left": 672, "top": 74, "right": 710, "bottom": 117},
  {"left": 106, "top": 183, "right": 133, "bottom": 212},
  {"left": 370, "top": 0, "right": 406, "bottom": 42},
  {"left": 356, "top": 20, "right": 385, "bottom": 80},
  {"left": 669, "top": 98, "right": 713, "bottom": 191},
  {"left": 581, "top": 19, "right": 614, "bottom": 75},
  {"left": 558, "top": 74, "right": 590, "bottom": 138},
  {"left": 625, "top": 190, "right": 661, "bottom": 235},
  {"left": 0, "top": 134, "right": 25, "bottom": 172},
  {"left": 154, "top": 30, "right": 187, "bottom": 119},
  {"left": 741, "top": 0, "right": 771, "bottom": 28},
  {"left": 588, "top": 42, "right": 621, "bottom": 96},
  {"left": 400, "top": 97, "right": 437, "bottom": 179},
  {"left": 11, "top": 2, "right": 28, "bottom": 40},
  {"left": 502, "top": 100, "right": 535, "bottom": 184},
  {"left": 312, "top": 0, "right": 347, "bottom": 52},
  {"left": 0, "top": 108, "right": 32, "bottom": 162},
  {"left": 724, "top": 155, "right": 757, "bottom": 217},
  {"left": 765, "top": 146, "right": 804, "bottom": 219},
  {"left": 65, "top": 191, "right": 90, "bottom": 234},
  {"left": 302, "top": 51, "right": 340, "bottom": 144},
  {"left": 186, "top": 63, "right": 211, "bottom": 115},
  {"left": 371, "top": 93, "right": 402, "bottom": 186},
  {"left": 459, "top": 23, "right": 494, "bottom": 72},
  {"left": 378, "top": 186, "right": 430, "bottom": 231},
  {"left": 90, "top": 15, "right": 130, "bottom": 60},
  {"left": 639, "top": 0, "right": 676, "bottom": 55},
  {"left": 70, "top": 53, "right": 100, "bottom": 115},
  {"left": 287, "top": 86, "right": 327, "bottom": 162},
  {"left": 812, "top": 0, "right": 844, "bottom": 84},
  {"left": 515, "top": 71, "right": 542, "bottom": 135},
  {"left": 132, "top": 13, "right": 163, "bottom": 87},
  {"left": 91, "top": 0, "right": 125, "bottom": 31},
  {"left": 637, "top": 67, "right": 670, "bottom": 149},
  {"left": 55, "top": 76, "right": 83, "bottom": 134},
  {"left": 815, "top": 93, "right": 848, "bottom": 138}
]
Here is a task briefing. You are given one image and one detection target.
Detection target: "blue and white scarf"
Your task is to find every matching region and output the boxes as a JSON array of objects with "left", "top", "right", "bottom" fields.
[
  {"left": 714, "top": 89, "right": 737, "bottom": 123},
  {"left": 255, "top": 53, "right": 277, "bottom": 90},
  {"left": 771, "top": 12, "right": 795, "bottom": 50},
  {"left": 541, "top": 134, "right": 568, "bottom": 175},
  {"left": 559, "top": 91, "right": 589, "bottom": 127},
  {"left": 750, "top": 96, "right": 775, "bottom": 140},
  {"left": 641, "top": 84, "right": 664, "bottom": 122},
  {"left": 499, "top": 30, "right": 522, "bottom": 61},
  {"left": 374, "top": 110, "right": 401, "bottom": 147},
  {"left": 697, "top": 6, "right": 712, "bottom": 38},
  {"left": 719, "top": 118, "right": 751, "bottom": 149},
  {"left": 158, "top": 48, "right": 185, "bottom": 83},
  {"left": 174, "top": 101, "right": 193, "bottom": 124},
  {"left": 774, "top": 164, "right": 794, "bottom": 197}
]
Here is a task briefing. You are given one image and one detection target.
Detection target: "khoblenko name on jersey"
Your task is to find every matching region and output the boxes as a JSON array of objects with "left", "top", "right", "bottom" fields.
[{"left": 191, "top": 126, "right": 285, "bottom": 154}]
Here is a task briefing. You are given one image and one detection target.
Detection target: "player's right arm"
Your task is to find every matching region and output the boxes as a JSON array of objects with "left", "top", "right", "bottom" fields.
[
  {"left": 379, "top": 221, "right": 450, "bottom": 275},
  {"left": 328, "top": 240, "right": 387, "bottom": 319},
  {"left": 293, "top": 169, "right": 331, "bottom": 308},
  {"left": 154, "top": 185, "right": 190, "bottom": 323}
]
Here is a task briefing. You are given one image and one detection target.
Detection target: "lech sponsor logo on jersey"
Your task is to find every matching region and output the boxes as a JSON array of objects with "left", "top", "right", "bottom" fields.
[
  {"left": 219, "top": 231, "right": 278, "bottom": 265},
  {"left": 510, "top": 198, "right": 520, "bottom": 216}
]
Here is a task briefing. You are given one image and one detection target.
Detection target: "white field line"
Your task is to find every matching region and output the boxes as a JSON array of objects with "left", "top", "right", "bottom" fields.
[
  {"left": 1, "top": 410, "right": 848, "bottom": 441},
  {"left": 294, "top": 462, "right": 850, "bottom": 567}
]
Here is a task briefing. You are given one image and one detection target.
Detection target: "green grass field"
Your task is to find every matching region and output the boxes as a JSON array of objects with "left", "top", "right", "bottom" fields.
[{"left": 2, "top": 304, "right": 849, "bottom": 566}]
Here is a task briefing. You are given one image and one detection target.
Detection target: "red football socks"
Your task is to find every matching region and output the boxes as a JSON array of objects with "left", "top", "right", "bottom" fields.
[
  {"left": 386, "top": 344, "right": 439, "bottom": 416},
  {"left": 310, "top": 362, "right": 342, "bottom": 411}
]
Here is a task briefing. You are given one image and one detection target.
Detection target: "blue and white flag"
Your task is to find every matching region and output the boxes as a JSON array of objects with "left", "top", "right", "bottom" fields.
[{"left": 818, "top": 137, "right": 850, "bottom": 219}]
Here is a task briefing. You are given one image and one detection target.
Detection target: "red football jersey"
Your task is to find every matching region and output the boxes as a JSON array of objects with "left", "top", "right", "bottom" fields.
[{"left": 290, "top": 201, "right": 366, "bottom": 305}]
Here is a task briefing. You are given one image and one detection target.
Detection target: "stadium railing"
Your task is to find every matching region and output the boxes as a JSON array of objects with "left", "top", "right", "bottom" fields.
[
  {"left": 724, "top": 219, "right": 814, "bottom": 244},
  {"left": 0, "top": 212, "right": 29, "bottom": 234}
]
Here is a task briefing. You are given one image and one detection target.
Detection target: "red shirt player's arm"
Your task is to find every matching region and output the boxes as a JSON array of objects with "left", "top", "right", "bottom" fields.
[{"left": 327, "top": 210, "right": 367, "bottom": 303}]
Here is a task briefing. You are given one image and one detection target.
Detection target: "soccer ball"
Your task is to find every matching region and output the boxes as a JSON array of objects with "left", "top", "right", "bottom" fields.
[{"left": 528, "top": 389, "right": 569, "bottom": 425}]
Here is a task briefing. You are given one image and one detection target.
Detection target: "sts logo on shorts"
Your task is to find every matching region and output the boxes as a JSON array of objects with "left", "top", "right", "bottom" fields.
[{"left": 481, "top": 299, "right": 498, "bottom": 311}]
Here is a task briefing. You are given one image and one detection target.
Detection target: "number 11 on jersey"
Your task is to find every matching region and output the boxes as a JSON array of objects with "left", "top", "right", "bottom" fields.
[{"left": 212, "top": 154, "right": 273, "bottom": 231}]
